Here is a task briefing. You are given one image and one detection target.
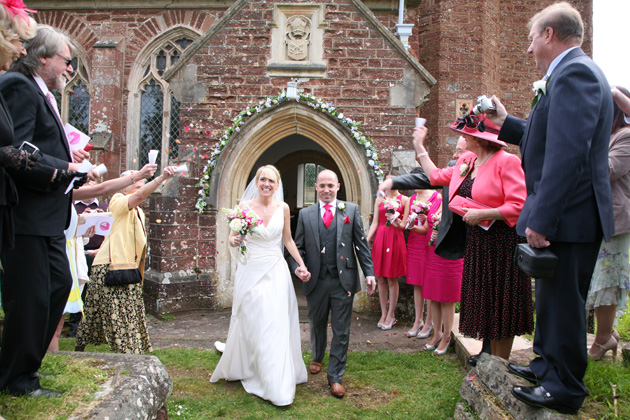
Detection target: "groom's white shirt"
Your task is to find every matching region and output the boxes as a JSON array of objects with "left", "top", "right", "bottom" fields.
[{"left": 319, "top": 199, "right": 337, "bottom": 220}]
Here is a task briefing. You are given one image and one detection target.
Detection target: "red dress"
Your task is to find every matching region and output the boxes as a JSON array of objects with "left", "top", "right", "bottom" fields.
[
  {"left": 421, "top": 194, "right": 464, "bottom": 303},
  {"left": 406, "top": 192, "right": 435, "bottom": 286},
  {"left": 372, "top": 194, "right": 407, "bottom": 277}
]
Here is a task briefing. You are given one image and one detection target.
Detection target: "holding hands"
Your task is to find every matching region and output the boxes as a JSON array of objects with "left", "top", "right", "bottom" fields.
[{"left": 295, "top": 266, "right": 311, "bottom": 282}]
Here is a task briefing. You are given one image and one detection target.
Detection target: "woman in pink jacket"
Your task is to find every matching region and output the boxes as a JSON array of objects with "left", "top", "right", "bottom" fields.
[{"left": 413, "top": 113, "right": 534, "bottom": 360}]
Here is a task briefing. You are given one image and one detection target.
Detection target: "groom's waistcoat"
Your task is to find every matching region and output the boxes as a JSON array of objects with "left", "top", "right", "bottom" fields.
[{"left": 318, "top": 210, "right": 338, "bottom": 279}]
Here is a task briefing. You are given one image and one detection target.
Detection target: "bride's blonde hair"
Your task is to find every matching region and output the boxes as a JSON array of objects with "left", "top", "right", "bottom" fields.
[{"left": 255, "top": 165, "right": 281, "bottom": 185}]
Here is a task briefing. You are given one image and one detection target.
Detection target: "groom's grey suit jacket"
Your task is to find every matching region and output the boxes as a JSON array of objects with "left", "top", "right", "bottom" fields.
[{"left": 289, "top": 201, "right": 374, "bottom": 296}]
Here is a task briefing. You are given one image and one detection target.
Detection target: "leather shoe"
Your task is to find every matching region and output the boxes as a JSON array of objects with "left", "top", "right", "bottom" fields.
[
  {"left": 329, "top": 382, "right": 345, "bottom": 398},
  {"left": 309, "top": 361, "right": 322, "bottom": 375},
  {"left": 512, "top": 385, "right": 578, "bottom": 415},
  {"left": 467, "top": 353, "right": 481, "bottom": 367},
  {"left": 28, "top": 388, "right": 62, "bottom": 398},
  {"left": 507, "top": 363, "right": 539, "bottom": 384}
]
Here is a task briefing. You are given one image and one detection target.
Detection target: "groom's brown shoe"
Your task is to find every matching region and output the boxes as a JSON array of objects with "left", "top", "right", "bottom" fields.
[
  {"left": 330, "top": 382, "right": 345, "bottom": 398},
  {"left": 309, "top": 361, "right": 322, "bottom": 374}
]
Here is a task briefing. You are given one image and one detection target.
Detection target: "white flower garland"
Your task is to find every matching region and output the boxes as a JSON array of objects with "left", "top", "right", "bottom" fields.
[{"left": 196, "top": 91, "right": 385, "bottom": 213}]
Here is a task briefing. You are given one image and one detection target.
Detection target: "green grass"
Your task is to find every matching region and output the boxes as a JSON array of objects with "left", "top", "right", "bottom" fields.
[{"left": 0, "top": 354, "right": 111, "bottom": 420}]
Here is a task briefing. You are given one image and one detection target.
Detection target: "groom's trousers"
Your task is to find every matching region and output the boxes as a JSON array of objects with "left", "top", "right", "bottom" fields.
[{"left": 307, "top": 273, "right": 353, "bottom": 384}]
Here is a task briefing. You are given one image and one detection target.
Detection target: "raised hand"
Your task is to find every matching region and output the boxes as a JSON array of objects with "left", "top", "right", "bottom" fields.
[
  {"left": 485, "top": 95, "right": 507, "bottom": 128},
  {"left": 412, "top": 125, "right": 428, "bottom": 154},
  {"left": 137, "top": 163, "right": 158, "bottom": 180}
]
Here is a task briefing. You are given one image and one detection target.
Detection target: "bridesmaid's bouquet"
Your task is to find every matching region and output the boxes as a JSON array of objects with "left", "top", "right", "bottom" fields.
[
  {"left": 405, "top": 198, "right": 430, "bottom": 229},
  {"left": 429, "top": 212, "right": 442, "bottom": 246},
  {"left": 382, "top": 197, "right": 401, "bottom": 227},
  {"left": 221, "top": 204, "right": 263, "bottom": 261}
]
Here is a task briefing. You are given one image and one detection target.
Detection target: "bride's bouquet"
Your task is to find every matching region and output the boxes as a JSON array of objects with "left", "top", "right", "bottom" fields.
[
  {"left": 429, "top": 212, "right": 442, "bottom": 246},
  {"left": 221, "top": 204, "right": 263, "bottom": 262},
  {"left": 405, "top": 198, "right": 430, "bottom": 229},
  {"left": 382, "top": 197, "right": 401, "bottom": 227}
]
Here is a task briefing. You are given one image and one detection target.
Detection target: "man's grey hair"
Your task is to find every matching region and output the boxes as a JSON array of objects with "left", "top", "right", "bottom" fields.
[
  {"left": 15, "top": 25, "right": 74, "bottom": 74},
  {"left": 528, "top": 2, "right": 583, "bottom": 45}
]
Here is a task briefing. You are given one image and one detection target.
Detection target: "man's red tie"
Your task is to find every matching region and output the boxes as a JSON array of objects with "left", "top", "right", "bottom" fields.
[{"left": 323, "top": 203, "right": 333, "bottom": 229}]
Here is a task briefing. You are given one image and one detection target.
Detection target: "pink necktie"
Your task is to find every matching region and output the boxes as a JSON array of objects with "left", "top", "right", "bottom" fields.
[
  {"left": 323, "top": 204, "right": 333, "bottom": 229},
  {"left": 46, "top": 92, "right": 62, "bottom": 121}
]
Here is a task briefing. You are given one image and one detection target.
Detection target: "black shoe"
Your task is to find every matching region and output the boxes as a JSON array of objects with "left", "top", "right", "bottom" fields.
[
  {"left": 467, "top": 354, "right": 480, "bottom": 367},
  {"left": 512, "top": 385, "right": 578, "bottom": 415},
  {"left": 27, "top": 388, "right": 62, "bottom": 398},
  {"left": 507, "top": 363, "right": 539, "bottom": 384}
]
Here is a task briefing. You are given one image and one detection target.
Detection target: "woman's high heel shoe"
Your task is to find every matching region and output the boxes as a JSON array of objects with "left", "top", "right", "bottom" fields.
[
  {"left": 377, "top": 322, "right": 384, "bottom": 329},
  {"left": 381, "top": 318, "right": 397, "bottom": 331},
  {"left": 417, "top": 323, "right": 433, "bottom": 339},
  {"left": 423, "top": 335, "right": 442, "bottom": 351},
  {"left": 588, "top": 336, "right": 618, "bottom": 360},
  {"left": 434, "top": 339, "right": 451, "bottom": 355},
  {"left": 405, "top": 323, "right": 424, "bottom": 338}
]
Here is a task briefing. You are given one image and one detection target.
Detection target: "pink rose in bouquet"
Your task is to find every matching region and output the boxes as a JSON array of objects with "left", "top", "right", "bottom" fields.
[
  {"left": 406, "top": 198, "right": 430, "bottom": 229},
  {"left": 382, "top": 197, "right": 401, "bottom": 227},
  {"left": 220, "top": 204, "right": 264, "bottom": 262},
  {"left": 429, "top": 211, "right": 442, "bottom": 246}
]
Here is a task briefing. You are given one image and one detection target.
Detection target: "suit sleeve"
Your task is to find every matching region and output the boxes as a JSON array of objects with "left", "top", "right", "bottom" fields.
[
  {"left": 0, "top": 76, "right": 68, "bottom": 170},
  {"left": 287, "top": 209, "right": 305, "bottom": 274},
  {"left": 527, "top": 63, "right": 605, "bottom": 236},
  {"left": 351, "top": 204, "right": 374, "bottom": 277},
  {"left": 391, "top": 172, "right": 438, "bottom": 190},
  {"left": 499, "top": 115, "right": 527, "bottom": 146}
]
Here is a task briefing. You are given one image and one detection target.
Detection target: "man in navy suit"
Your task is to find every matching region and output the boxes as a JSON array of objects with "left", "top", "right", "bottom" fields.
[
  {"left": 0, "top": 26, "right": 81, "bottom": 398},
  {"left": 488, "top": 2, "right": 614, "bottom": 415}
]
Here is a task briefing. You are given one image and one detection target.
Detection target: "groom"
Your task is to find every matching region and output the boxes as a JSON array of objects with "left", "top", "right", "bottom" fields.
[{"left": 289, "top": 169, "right": 375, "bottom": 399}]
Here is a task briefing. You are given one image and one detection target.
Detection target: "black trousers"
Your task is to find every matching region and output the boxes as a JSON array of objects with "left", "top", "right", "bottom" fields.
[
  {"left": 0, "top": 234, "right": 71, "bottom": 393},
  {"left": 530, "top": 238, "right": 601, "bottom": 410}
]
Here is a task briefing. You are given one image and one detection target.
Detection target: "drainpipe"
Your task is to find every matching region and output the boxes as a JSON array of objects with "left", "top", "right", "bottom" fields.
[{"left": 395, "top": 0, "right": 414, "bottom": 51}]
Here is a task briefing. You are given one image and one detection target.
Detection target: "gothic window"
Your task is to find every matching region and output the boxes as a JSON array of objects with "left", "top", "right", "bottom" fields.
[
  {"left": 53, "top": 56, "right": 90, "bottom": 134},
  {"left": 297, "top": 163, "right": 326, "bottom": 207},
  {"left": 136, "top": 36, "right": 194, "bottom": 168}
]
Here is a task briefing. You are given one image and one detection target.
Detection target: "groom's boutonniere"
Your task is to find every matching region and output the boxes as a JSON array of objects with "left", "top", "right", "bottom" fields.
[
  {"left": 337, "top": 202, "right": 346, "bottom": 212},
  {"left": 531, "top": 78, "right": 549, "bottom": 108},
  {"left": 459, "top": 159, "right": 470, "bottom": 177}
]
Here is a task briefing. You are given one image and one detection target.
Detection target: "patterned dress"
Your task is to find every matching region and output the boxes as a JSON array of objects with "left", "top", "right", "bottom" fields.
[{"left": 457, "top": 175, "right": 534, "bottom": 341}]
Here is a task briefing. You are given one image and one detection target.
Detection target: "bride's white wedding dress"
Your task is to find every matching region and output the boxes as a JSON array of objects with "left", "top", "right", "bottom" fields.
[{"left": 209, "top": 205, "right": 307, "bottom": 406}]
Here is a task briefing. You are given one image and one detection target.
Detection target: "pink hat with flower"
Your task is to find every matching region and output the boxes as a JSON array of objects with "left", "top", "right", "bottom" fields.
[{"left": 448, "top": 113, "right": 507, "bottom": 147}]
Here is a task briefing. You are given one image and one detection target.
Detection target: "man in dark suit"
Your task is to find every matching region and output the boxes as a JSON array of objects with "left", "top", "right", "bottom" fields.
[
  {"left": 487, "top": 2, "right": 614, "bottom": 415},
  {"left": 0, "top": 26, "right": 80, "bottom": 397},
  {"left": 289, "top": 169, "right": 375, "bottom": 399}
]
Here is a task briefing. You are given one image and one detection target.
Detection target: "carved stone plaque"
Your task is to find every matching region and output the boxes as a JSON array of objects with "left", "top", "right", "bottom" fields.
[{"left": 267, "top": 4, "right": 327, "bottom": 78}]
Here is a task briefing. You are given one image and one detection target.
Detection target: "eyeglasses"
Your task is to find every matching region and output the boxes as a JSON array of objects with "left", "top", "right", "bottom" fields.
[{"left": 56, "top": 53, "right": 73, "bottom": 67}]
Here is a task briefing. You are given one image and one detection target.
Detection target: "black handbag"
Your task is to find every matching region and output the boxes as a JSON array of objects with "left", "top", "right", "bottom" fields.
[
  {"left": 103, "top": 209, "right": 144, "bottom": 287},
  {"left": 513, "top": 243, "right": 559, "bottom": 278},
  {"left": 104, "top": 266, "right": 142, "bottom": 286}
]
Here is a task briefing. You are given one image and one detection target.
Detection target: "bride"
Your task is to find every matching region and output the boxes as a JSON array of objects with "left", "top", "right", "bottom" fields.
[{"left": 210, "top": 165, "right": 311, "bottom": 406}]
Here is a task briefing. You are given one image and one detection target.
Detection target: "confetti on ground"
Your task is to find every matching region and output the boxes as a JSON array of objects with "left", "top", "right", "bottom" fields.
[{"left": 469, "top": 374, "right": 478, "bottom": 381}]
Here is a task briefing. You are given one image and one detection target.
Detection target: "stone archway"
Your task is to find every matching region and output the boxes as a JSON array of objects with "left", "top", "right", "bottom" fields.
[{"left": 208, "top": 101, "right": 376, "bottom": 308}]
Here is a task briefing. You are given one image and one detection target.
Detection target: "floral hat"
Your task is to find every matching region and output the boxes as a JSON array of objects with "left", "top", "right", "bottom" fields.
[{"left": 448, "top": 112, "right": 507, "bottom": 147}]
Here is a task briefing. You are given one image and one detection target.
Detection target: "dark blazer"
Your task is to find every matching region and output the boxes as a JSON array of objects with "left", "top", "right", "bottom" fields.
[
  {"left": 499, "top": 48, "right": 614, "bottom": 242},
  {"left": 392, "top": 163, "right": 465, "bottom": 259},
  {"left": 289, "top": 201, "right": 374, "bottom": 296},
  {"left": 0, "top": 72, "right": 72, "bottom": 236}
]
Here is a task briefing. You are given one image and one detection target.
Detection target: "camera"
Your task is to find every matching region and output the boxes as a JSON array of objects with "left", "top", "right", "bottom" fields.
[
  {"left": 471, "top": 95, "right": 496, "bottom": 115},
  {"left": 19, "top": 141, "right": 39, "bottom": 156}
]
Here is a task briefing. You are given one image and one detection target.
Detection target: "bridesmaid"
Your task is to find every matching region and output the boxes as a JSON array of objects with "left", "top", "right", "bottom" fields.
[
  {"left": 401, "top": 168, "right": 436, "bottom": 338},
  {"left": 417, "top": 198, "right": 464, "bottom": 354},
  {"left": 367, "top": 171, "right": 408, "bottom": 330}
]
